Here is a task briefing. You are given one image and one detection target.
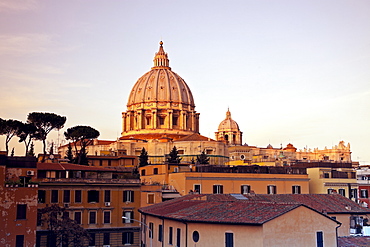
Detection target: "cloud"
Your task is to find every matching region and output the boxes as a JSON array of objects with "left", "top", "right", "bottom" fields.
[
  {"left": 0, "top": 33, "right": 55, "bottom": 56},
  {"left": 0, "top": 0, "right": 39, "bottom": 12}
]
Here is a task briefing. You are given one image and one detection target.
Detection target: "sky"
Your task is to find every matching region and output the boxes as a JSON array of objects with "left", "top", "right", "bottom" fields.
[{"left": 0, "top": 0, "right": 369, "bottom": 163}]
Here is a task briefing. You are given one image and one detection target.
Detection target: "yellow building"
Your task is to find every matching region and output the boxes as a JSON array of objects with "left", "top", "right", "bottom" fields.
[
  {"left": 138, "top": 194, "right": 340, "bottom": 247},
  {"left": 307, "top": 167, "right": 358, "bottom": 200},
  {"left": 139, "top": 163, "right": 310, "bottom": 197}
]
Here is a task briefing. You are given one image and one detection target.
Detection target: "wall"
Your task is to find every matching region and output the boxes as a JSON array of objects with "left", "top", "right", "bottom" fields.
[{"left": 263, "top": 206, "right": 338, "bottom": 247}]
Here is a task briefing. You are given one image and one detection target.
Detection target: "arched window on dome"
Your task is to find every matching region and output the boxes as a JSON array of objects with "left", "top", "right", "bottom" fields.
[{"left": 224, "top": 134, "right": 229, "bottom": 141}]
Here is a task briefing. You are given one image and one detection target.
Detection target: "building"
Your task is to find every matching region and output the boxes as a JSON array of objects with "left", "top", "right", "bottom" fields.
[
  {"left": 58, "top": 41, "right": 229, "bottom": 165},
  {"left": 139, "top": 163, "right": 310, "bottom": 198},
  {"left": 240, "top": 193, "right": 370, "bottom": 236},
  {"left": 139, "top": 194, "right": 341, "bottom": 247},
  {"left": 356, "top": 164, "right": 370, "bottom": 208},
  {"left": 0, "top": 154, "right": 38, "bottom": 247},
  {"left": 36, "top": 161, "right": 142, "bottom": 247},
  {"left": 306, "top": 166, "right": 358, "bottom": 201}
]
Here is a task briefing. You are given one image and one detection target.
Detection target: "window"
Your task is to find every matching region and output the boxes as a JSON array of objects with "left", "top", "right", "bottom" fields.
[
  {"left": 89, "top": 211, "right": 96, "bottom": 224},
  {"left": 194, "top": 184, "right": 201, "bottom": 193},
  {"left": 75, "top": 190, "right": 82, "bottom": 203},
  {"left": 74, "top": 211, "right": 81, "bottom": 224},
  {"left": 103, "top": 232, "right": 110, "bottom": 245},
  {"left": 339, "top": 188, "right": 346, "bottom": 197},
  {"left": 192, "top": 231, "right": 199, "bottom": 243},
  {"left": 104, "top": 190, "right": 111, "bottom": 203},
  {"left": 176, "top": 228, "right": 181, "bottom": 247},
  {"left": 88, "top": 190, "right": 99, "bottom": 203},
  {"left": 292, "top": 185, "right": 301, "bottom": 194},
  {"left": 16, "top": 204, "right": 27, "bottom": 220},
  {"left": 153, "top": 168, "right": 158, "bottom": 174},
  {"left": 123, "top": 211, "right": 134, "bottom": 223},
  {"left": 38, "top": 190, "right": 46, "bottom": 203},
  {"left": 267, "top": 185, "right": 276, "bottom": 194},
  {"left": 351, "top": 189, "right": 358, "bottom": 199},
  {"left": 213, "top": 185, "right": 223, "bottom": 194},
  {"left": 149, "top": 222, "right": 154, "bottom": 239},
  {"left": 159, "top": 116, "right": 165, "bottom": 125},
  {"left": 169, "top": 226, "right": 173, "bottom": 245},
  {"left": 89, "top": 233, "right": 96, "bottom": 246},
  {"left": 63, "top": 190, "right": 70, "bottom": 203},
  {"left": 324, "top": 172, "right": 330, "bottom": 178},
  {"left": 15, "top": 235, "right": 24, "bottom": 247},
  {"left": 173, "top": 116, "right": 178, "bottom": 126},
  {"left": 122, "top": 232, "right": 134, "bottom": 245},
  {"left": 124, "top": 190, "right": 134, "bottom": 203},
  {"left": 225, "top": 232, "right": 233, "bottom": 247},
  {"left": 158, "top": 224, "right": 163, "bottom": 242},
  {"left": 103, "top": 211, "right": 111, "bottom": 224},
  {"left": 327, "top": 188, "right": 334, "bottom": 194},
  {"left": 361, "top": 189, "right": 369, "bottom": 198},
  {"left": 141, "top": 169, "right": 146, "bottom": 176},
  {"left": 316, "top": 231, "right": 323, "bottom": 247},
  {"left": 51, "top": 190, "right": 58, "bottom": 203},
  {"left": 241, "top": 185, "right": 250, "bottom": 194},
  {"left": 147, "top": 193, "right": 155, "bottom": 204}
]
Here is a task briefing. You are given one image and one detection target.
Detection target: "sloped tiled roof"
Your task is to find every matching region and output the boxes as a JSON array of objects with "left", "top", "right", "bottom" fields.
[
  {"left": 242, "top": 194, "right": 370, "bottom": 214},
  {"left": 37, "top": 162, "right": 113, "bottom": 172},
  {"left": 176, "top": 133, "right": 215, "bottom": 142},
  {"left": 338, "top": 236, "right": 370, "bottom": 246},
  {"left": 139, "top": 194, "right": 331, "bottom": 225}
]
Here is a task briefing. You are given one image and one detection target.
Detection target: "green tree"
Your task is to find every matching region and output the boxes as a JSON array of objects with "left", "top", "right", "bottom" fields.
[
  {"left": 196, "top": 150, "right": 210, "bottom": 164},
  {"left": 65, "top": 143, "right": 74, "bottom": 162},
  {"left": 64, "top": 126, "right": 100, "bottom": 165},
  {"left": 138, "top": 147, "right": 149, "bottom": 167},
  {"left": 39, "top": 204, "right": 90, "bottom": 247},
  {"left": 27, "top": 112, "right": 66, "bottom": 162},
  {"left": 48, "top": 141, "right": 54, "bottom": 155},
  {"left": 167, "top": 146, "right": 182, "bottom": 164},
  {"left": 0, "top": 118, "right": 23, "bottom": 155},
  {"left": 27, "top": 142, "right": 35, "bottom": 157},
  {"left": 17, "top": 122, "right": 37, "bottom": 156}
]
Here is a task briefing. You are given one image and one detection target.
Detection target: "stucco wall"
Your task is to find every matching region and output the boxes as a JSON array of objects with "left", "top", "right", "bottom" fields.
[{"left": 263, "top": 206, "right": 338, "bottom": 247}]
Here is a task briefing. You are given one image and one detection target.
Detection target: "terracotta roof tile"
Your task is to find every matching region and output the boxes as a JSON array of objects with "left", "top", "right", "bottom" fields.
[
  {"left": 338, "top": 236, "right": 370, "bottom": 246},
  {"left": 176, "top": 133, "right": 215, "bottom": 142},
  {"left": 139, "top": 194, "right": 317, "bottom": 225},
  {"left": 242, "top": 194, "right": 370, "bottom": 214}
]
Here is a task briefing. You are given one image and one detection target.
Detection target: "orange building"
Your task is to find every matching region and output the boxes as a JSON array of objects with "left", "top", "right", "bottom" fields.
[
  {"left": 0, "top": 154, "right": 38, "bottom": 247},
  {"left": 36, "top": 161, "right": 142, "bottom": 246}
]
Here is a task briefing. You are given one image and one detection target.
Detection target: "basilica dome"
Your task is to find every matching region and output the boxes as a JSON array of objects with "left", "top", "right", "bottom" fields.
[
  {"left": 218, "top": 109, "right": 240, "bottom": 132},
  {"left": 121, "top": 42, "right": 199, "bottom": 139},
  {"left": 215, "top": 109, "right": 243, "bottom": 146},
  {"left": 127, "top": 41, "right": 194, "bottom": 109}
]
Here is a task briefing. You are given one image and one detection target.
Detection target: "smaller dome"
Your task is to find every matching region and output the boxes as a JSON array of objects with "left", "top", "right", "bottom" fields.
[{"left": 218, "top": 109, "right": 240, "bottom": 131}]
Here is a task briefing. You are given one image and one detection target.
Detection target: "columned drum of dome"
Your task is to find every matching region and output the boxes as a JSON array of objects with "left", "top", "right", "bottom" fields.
[
  {"left": 121, "top": 42, "right": 200, "bottom": 139},
  {"left": 215, "top": 109, "right": 242, "bottom": 145}
]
